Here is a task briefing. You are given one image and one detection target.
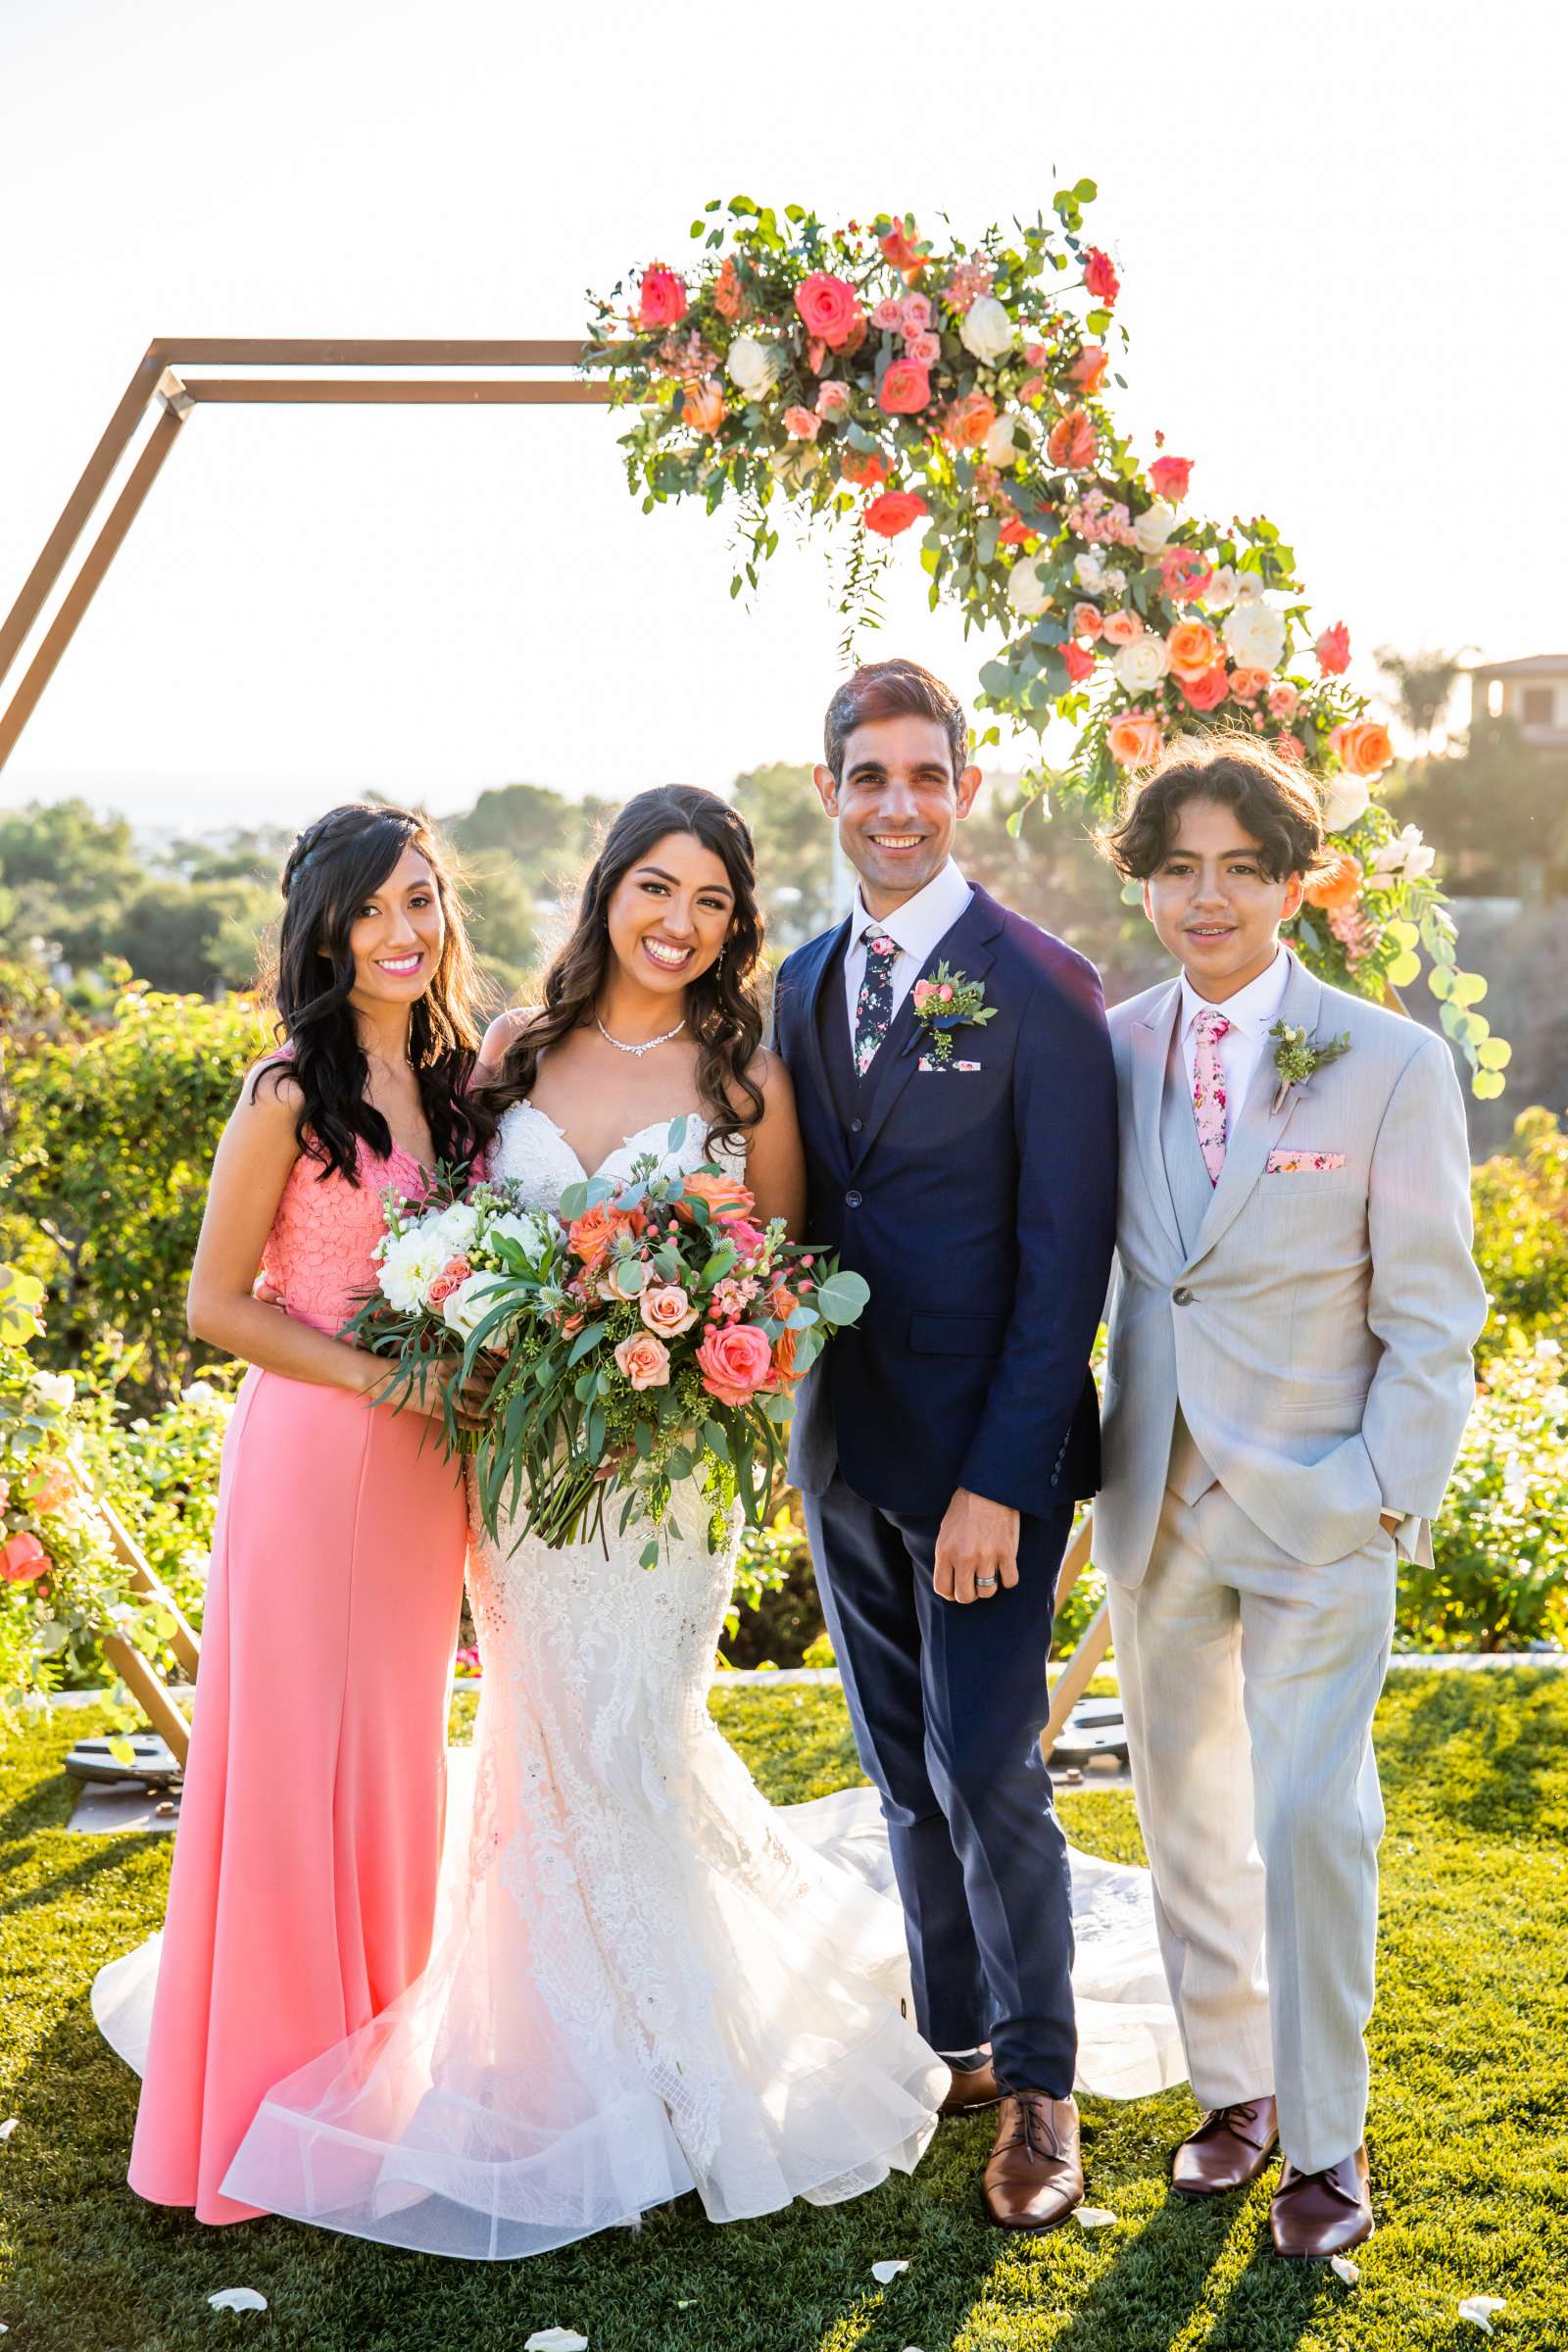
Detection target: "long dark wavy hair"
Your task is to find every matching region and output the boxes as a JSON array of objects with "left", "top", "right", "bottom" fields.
[
  {"left": 481, "top": 785, "right": 766, "bottom": 1152},
  {"left": 255, "top": 803, "right": 496, "bottom": 1183}
]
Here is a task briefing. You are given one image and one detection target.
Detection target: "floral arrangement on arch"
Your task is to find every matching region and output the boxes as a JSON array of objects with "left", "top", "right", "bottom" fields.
[{"left": 585, "top": 190, "right": 1504, "bottom": 1098}]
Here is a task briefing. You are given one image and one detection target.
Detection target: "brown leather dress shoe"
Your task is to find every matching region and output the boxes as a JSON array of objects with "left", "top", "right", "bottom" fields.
[
  {"left": 982, "top": 2092, "right": 1084, "bottom": 2230},
  {"left": 1171, "top": 2096, "right": 1279, "bottom": 2197},
  {"left": 939, "top": 2054, "right": 1004, "bottom": 2116},
  {"left": 1269, "top": 2144, "right": 1374, "bottom": 2259}
]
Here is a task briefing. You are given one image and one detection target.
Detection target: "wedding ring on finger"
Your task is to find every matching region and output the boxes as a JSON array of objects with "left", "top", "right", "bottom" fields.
[{"left": 975, "top": 1575, "right": 999, "bottom": 1592}]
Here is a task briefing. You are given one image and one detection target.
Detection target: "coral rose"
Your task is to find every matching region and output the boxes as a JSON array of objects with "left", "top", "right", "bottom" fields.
[
  {"left": 795, "top": 272, "right": 862, "bottom": 351},
  {"left": 1181, "top": 663, "right": 1231, "bottom": 712},
  {"left": 782, "top": 405, "right": 821, "bottom": 441},
  {"left": 567, "top": 1200, "right": 641, "bottom": 1269},
  {"left": 1106, "top": 711, "right": 1164, "bottom": 769},
  {"left": 613, "top": 1332, "right": 671, "bottom": 1393},
  {"left": 678, "top": 1170, "right": 757, "bottom": 1225},
  {"left": 1061, "top": 641, "right": 1096, "bottom": 684},
  {"left": 1328, "top": 719, "right": 1395, "bottom": 779},
  {"left": 769, "top": 1325, "right": 801, "bottom": 1390},
  {"left": 814, "top": 380, "right": 852, "bottom": 420},
  {"left": 635, "top": 264, "right": 688, "bottom": 331},
  {"left": 1150, "top": 455, "right": 1193, "bottom": 503},
  {"left": 1046, "top": 407, "right": 1098, "bottom": 471},
  {"left": 1304, "top": 853, "right": 1365, "bottom": 910},
  {"left": 944, "top": 391, "right": 997, "bottom": 451},
  {"left": 841, "top": 446, "right": 892, "bottom": 487},
  {"left": 1165, "top": 619, "right": 1221, "bottom": 682},
  {"left": 1100, "top": 609, "right": 1144, "bottom": 646},
  {"left": 1072, "top": 601, "right": 1103, "bottom": 640},
  {"left": 1084, "top": 247, "right": 1120, "bottom": 305},
  {"left": 640, "top": 1283, "right": 699, "bottom": 1338},
  {"left": 879, "top": 220, "right": 924, "bottom": 280},
  {"left": 864, "top": 490, "right": 928, "bottom": 538},
  {"left": 878, "top": 359, "right": 932, "bottom": 416},
  {"left": 999, "top": 515, "right": 1033, "bottom": 546},
  {"left": 1268, "top": 681, "right": 1301, "bottom": 718},
  {"left": 1228, "top": 665, "right": 1271, "bottom": 703},
  {"left": 1068, "top": 343, "right": 1108, "bottom": 394},
  {"left": 24, "top": 1460, "right": 75, "bottom": 1514},
  {"left": 712, "top": 257, "right": 744, "bottom": 320},
  {"left": 696, "top": 1321, "right": 775, "bottom": 1407},
  {"left": 682, "top": 378, "right": 724, "bottom": 435},
  {"left": 905, "top": 330, "right": 942, "bottom": 367},
  {"left": 1, "top": 1531, "right": 50, "bottom": 1583},
  {"left": 1160, "top": 546, "right": 1214, "bottom": 603},
  {"left": 1316, "top": 621, "right": 1351, "bottom": 675}
]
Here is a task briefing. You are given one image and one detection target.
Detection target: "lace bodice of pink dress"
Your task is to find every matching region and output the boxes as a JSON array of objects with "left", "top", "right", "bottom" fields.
[{"left": 260, "top": 1139, "right": 431, "bottom": 1336}]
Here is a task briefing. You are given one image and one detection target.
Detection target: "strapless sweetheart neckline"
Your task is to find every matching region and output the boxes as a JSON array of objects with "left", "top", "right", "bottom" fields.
[{"left": 510, "top": 1100, "right": 708, "bottom": 1185}]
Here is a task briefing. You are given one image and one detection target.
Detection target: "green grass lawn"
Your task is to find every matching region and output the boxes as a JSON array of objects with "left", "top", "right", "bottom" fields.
[{"left": 2, "top": 1675, "right": 1565, "bottom": 2351}]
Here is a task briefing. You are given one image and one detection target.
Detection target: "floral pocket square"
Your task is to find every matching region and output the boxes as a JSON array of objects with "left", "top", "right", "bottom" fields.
[
  {"left": 1266, "top": 1149, "right": 1347, "bottom": 1175},
  {"left": 918, "top": 1056, "right": 982, "bottom": 1074}
]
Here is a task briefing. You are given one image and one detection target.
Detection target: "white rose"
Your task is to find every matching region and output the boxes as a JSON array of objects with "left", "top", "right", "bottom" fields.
[
  {"left": 1006, "top": 559, "right": 1053, "bottom": 618},
  {"left": 959, "top": 295, "right": 1014, "bottom": 366},
  {"left": 441, "top": 1270, "right": 504, "bottom": 1344},
  {"left": 1200, "top": 564, "right": 1240, "bottom": 610},
  {"left": 1073, "top": 551, "right": 1125, "bottom": 597},
  {"left": 29, "top": 1371, "right": 75, "bottom": 1411},
  {"left": 429, "top": 1202, "right": 480, "bottom": 1257},
  {"left": 1111, "top": 636, "right": 1172, "bottom": 695},
  {"left": 1234, "top": 572, "right": 1267, "bottom": 603},
  {"left": 725, "top": 334, "right": 780, "bottom": 401},
  {"left": 1320, "top": 775, "right": 1371, "bottom": 833},
  {"left": 983, "top": 415, "right": 1019, "bottom": 468},
  {"left": 1130, "top": 500, "right": 1176, "bottom": 556},
  {"left": 1222, "top": 600, "right": 1287, "bottom": 670}
]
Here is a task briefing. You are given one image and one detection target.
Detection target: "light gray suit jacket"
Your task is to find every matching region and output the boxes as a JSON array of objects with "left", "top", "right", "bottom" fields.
[{"left": 1097, "top": 949, "right": 1488, "bottom": 1586}]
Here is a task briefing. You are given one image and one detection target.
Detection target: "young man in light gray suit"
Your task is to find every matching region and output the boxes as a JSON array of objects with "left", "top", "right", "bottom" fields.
[{"left": 1097, "top": 737, "right": 1486, "bottom": 2260}]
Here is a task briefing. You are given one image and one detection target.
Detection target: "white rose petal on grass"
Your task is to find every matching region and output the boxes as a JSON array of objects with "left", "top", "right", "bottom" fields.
[
  {"left": 1458, "top": 2297, "right": 1507, "bottom": 2335},
  {"left": 207, "top": 2286, "right": 269, "bottom": 2313},
  {"left": 1330, "top": 2254, "right": 1360, "bottom": 2285},
  {"left": 524, "top": 2331, "right": 589, "bottom": 2351},
  {"left": 1074, "top": 2205, "right": 1117, "bottom": 2229},
  {"left": 871, "top": 2259, "right": 910, "bottom": 2284}
]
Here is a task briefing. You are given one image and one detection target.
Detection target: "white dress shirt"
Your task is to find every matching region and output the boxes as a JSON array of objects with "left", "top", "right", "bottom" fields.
[
  {"left": 1177, "top": 949, "right": 1291, "bottom": 1137},
  {"left": 842, "top": 858, "right": 974, "bottom": 1042}
]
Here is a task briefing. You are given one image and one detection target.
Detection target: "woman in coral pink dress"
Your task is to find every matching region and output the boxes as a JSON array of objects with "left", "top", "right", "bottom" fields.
[{"left": 93, "top": 803, "right": 494, "bottom": 2226}]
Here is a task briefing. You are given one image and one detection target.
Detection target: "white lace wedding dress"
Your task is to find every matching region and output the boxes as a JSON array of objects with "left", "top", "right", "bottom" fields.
[{"left": 104, "top": 1104, "right": 1182, "bottom": 2260}]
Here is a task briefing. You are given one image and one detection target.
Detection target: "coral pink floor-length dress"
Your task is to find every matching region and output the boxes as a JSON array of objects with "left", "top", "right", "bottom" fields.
[{"left": 118, "top": 1138, "right": 468, "bottom": 2225}]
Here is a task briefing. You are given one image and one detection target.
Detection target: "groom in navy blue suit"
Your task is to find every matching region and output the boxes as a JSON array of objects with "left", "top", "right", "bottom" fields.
[{"left": 773, "top": 659, "right": 1117, "bottom": 2230}]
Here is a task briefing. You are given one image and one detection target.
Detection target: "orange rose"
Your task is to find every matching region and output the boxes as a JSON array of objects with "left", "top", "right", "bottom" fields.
[
  {"left": 770, "top": 1326, "right": 800, "bottom": 1389},
  {"left": 943, "top": 391, "right": 997, "bottom": 450},
  {"left": 1165, "top": 619, "right": 1222, "bottom": 684},
  {"left": 712, "top": 258, "right": 744, "bottom": 320},
  {"left": 1303, "top": 852, "right": 1365, "bottom": 911},
  {"left": 566, "top": 1200, "right": 642, "bottom": 1269},
  {"left": 1106, "top": 711, "right": 1164, "bottom": 770},
  {"left": 842, "top": 446, "right": 892, "bottom": 487},
  {"left": 682, "top": 378, "right": 724, "bottom": 435},
  {"left": 1068, "top": 343, "right": 1108, "bottom": 395},
  {"left": 1228, "top": 665, "right": 1272, "bottom": 703},
  {"left": 1047, "top": 406, "right": 1098, "bottom": 470},
  {"left": 1071, "top": 602, "right": 1103, "bottom": 640},
  {"left": 676, "top": 1169, "right": 757, "bottom": 1225},
  {"left": 1327, "top": 719, "right": 1394, "bottom": 779}
]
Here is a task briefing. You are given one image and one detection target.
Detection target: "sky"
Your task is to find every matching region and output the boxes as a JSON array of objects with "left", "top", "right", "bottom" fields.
[{"left": 2, "top": 0, "right": 1565, "bottom": 834}]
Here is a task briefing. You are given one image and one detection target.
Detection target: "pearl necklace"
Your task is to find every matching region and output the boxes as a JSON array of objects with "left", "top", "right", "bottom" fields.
[{"left": 595, "top": 1013, "right": 687, "bottom": 1059}]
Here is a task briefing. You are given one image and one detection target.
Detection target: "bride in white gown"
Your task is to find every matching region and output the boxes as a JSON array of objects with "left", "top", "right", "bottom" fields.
[{"left": 98, "top": 786, "right": 1180, "bottom": 2258}]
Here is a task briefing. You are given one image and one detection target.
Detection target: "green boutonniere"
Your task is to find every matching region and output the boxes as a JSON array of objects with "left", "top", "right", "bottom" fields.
[
  {"left": 1270, "top": 1018, "right": 1352, "bottom": 1113},
  {"left": 910, "top": 961, "right": 998, "bottom": 1064}
]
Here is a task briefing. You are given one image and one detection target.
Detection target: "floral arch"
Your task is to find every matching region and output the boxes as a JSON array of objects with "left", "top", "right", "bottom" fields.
[{"left": 586, "top": 189, "right": 1504, "bottom": 1098}]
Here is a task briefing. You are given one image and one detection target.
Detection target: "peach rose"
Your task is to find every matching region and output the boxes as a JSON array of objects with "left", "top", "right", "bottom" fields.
[
  {"left": 1328, "top": 719, "right": 1394, "bottom": 779},
  {"left": 613, "top": 1332, "right": 671, "bottom": 1392},
  {"left": 878, "top": 359, "right": 932, "bottom": 416},
  {"left": 1, "top": 1531, "right": 50, "bottom": 1583},
  {"left": 696, "top": 1321, "right": 775, "bottom": 1407},
  {"left": 1071, "top": 601, "right": 1103, "bottom": 640},
  {"left": 1101, "top": 609, "right": 1144, "bottom": 646},
  {"left": 795, "top": 272, "right": 862, "bottom": 350},
  {"left": 677, "top": 1169, "right": 757, "bottom": 1225},
  {"left": 1228, "top": 665, "right": 1271, "bottom": 703},
  {"left": 1181, "top": 663, "right": 1231, "bottom": 712},
  {"left": 1047, "top": 406, "right": 1097, "bottom": 470},
  {"left": 900, "top": 292, "right": 933, "bottom": 333},
  {"left": 782, "top": 404, "right": 821, "bottom": 441},
  {"left": 682, "top": 378, "right": 724, "bottom": 435},
  {"left": 905, "top": 329, "right": 942, "bottom": 367},
  {"left": 24, "top": 1459, "right": 75, "bottom": 1515},
  {"left": 769, "top": 1325, "right": 801, "bottom": 1389},
  {"left": 426, "top": 1254, "right": 474, "bottom": 1306},
  {"left": 567, "top": 1200, "right": 641, "bottom": 1269},
  {"left": 1068, "top": 343, "right": 1108, "bottom": 394},
  {"left": 1316, "top": 621, "right": 1351, "bottom": 675},
  {"left": 1159, "top": 546, "right": 1213, "bottom": 603},
  {"left": 769, "top": 1283, "right": 798, "bottom": 1321},
  {"left": 872, "top": 295, "right": 905, "bottom": 331},
  {"left": 1106, "top": 711, "right": 1164, "bottom": 770},
  {"left": 864, "top": 490, "right": 928, "bottom": 538},
  {"left": 841, "top": 447, "right": 892, "bottom": 487},
  {"left": 1062, "top": 641, "right": 1096, "bottom": 684},
  {"left": 1164, "top": 619, "right": 1221, "bottom": 683},
  {"left": 712, "top": 258, "right": 744, "bottom": 319},
  {"left": 1268, "top": 681, "right": 1301, "bottom": 718},
  {"left": 1149, "top": 454, "right": 1193, "bottom": 503},
  {"left": 1303, "top": 852, "right": 1365, "bottom": 910},
  {"left": 879, "top": 220, "right": 924, "bottom": 280},
  {"left": 943, "top": 391, "right": 997, "bottom": 450},
  {"left": 635, "top": 264, "right": 688, "bottom": 331},
  {"left": 814, "top": 380, "right": 852, "bottom": 420},
  {"left": 640, "top": 1282, "right": 699, "bottom": 1338}
]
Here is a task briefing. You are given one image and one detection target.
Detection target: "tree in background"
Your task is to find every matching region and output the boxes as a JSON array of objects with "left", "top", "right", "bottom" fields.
[
  {"left": 1393, "top": 716, "right": 1568, "bottom": 902},
  {"left": 1375, "top": 646, "right": 1469, "bottom": 757}
]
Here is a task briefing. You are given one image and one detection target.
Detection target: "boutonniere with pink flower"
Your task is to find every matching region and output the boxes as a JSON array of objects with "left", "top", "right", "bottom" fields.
[{"left": 910, "top": 962, "right": 998, "bottom": 1065}]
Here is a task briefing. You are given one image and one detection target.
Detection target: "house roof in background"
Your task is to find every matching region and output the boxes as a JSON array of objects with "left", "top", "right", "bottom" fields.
[{"left": 1468, "top": 654, "right": 1568, "bottom": 678}]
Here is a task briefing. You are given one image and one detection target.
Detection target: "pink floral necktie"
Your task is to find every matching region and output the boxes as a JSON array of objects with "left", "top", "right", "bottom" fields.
[{"left": 1191, "top": 1006, "right": 1233, "bottom": 1185}]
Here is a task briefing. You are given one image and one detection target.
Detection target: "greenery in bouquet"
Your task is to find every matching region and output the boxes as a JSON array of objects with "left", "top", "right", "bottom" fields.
[
  {"left": 585, "top": 189, "right": 1501, "bottom": 1090},
  {"left": 345, "top": 1120, "right": 869, "bottom": 1564}
]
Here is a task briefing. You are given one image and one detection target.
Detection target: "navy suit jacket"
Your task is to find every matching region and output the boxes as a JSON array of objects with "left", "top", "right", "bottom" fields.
[{"left": 774, "top": 882, "right": 1117, "bottom": 1520}]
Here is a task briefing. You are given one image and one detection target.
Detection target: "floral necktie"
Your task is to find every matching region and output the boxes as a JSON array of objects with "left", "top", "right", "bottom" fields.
[
  {"left": 853, "top": 928, "right": 900, "bottom": 1077},
  {"left": 1191, "top": 1005, "right": 1233, "bottom": 1185}
]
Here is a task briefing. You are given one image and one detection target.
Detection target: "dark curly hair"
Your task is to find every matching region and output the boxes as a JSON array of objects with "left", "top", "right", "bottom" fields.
[
  {"left": 480, "top": 785, "right": 765, "bottom": 1155},
  {"left": 1102, "top": 733, "right": 1329, "bottom": 884},
  {"left": 255, "top": 802, "right": 495, "bottom": 1184}
]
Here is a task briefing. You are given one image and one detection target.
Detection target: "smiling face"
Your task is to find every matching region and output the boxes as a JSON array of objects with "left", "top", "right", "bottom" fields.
[
  {"left": 603, "top": 828, "right": 735, "bottom": 1000},
  {"left": 814, "top": 713, "right": 983, "bottom": 917},
  {"left": 346, "top": 845, "right": 446, "bottom": 1012},
  {"left": 1143, "top": 795, "right": 1305, "bottom": 1001}
]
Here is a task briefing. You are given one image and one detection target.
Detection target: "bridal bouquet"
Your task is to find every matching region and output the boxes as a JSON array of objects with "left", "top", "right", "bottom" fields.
[{"left": 343, "top": 1121, "right": 868, "bottom": 1563}]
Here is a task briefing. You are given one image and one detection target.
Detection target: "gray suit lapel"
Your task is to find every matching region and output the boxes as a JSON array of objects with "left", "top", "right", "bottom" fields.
[
  {"left": 1187, "top": 951, "right": 1322, "bottom": 1267},
  {"left": 1130, "top": 980, "right": 1183, "bottom": 1257}
]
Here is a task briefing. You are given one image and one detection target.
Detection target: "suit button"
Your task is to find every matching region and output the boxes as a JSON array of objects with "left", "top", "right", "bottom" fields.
[
  {"left": 846, "top": 1189, "right": 862, "bottom": 1208},
  {"left": 850, "top": 1116, "right": 863, "bottom": 1134},
  {"left": 1172, "top": 1286, "right": 1195, "bottom": 1306}
]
